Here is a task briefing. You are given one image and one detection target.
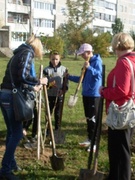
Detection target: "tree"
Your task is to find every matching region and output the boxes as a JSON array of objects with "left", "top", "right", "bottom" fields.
[
  {"left": 112, "top": 18, "right": 124, "bottom": 35},
  {"left": 40, "top": 33, "right": 64, "bottom": 56},
  {"left": 56, "top": 0, "right": 94, "bottom": 56},
  {"left": 91, "top": 32, "right": 112, "bottom": 57},
  {"left": 56, "top": 0, "right": 112, "bottom": 57}
]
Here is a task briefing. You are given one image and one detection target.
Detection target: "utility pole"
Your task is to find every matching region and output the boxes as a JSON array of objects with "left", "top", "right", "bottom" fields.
[
  {"left": 29, "top": 0, "right": 33, "bottom": 35},
  {"left": 5, "top": 0, "right": 7, "bottom": 25},
  {"left": 54, "top": 0, "right": 56, "bottom": 34}
]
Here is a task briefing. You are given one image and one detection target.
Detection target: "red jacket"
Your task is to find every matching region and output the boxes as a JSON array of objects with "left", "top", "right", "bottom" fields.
[{"left": 102, "top": 52, "right": 135, "bottom": 114}]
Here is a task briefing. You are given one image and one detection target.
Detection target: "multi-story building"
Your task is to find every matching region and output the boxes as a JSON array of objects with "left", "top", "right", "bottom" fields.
[
  {"left": 93, "top": 0, "right": 117, "bottom": 33},
  {"left": 117, "top": 0, "right": 135, "bottom": 32},
  {"left": 0, "top": 0, "right": 135, "bottom": 50}
]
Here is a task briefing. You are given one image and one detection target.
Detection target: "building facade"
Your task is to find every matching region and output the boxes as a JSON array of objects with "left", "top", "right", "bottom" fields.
[
  {"left": 93, "top": 0, "right": 117, "bottom": 33},
  {"left": 117, "top": 0, "right": 135, "bottom": 32},
  {"left": 0, "top": 0, "right": 135, "bottom": 49}
]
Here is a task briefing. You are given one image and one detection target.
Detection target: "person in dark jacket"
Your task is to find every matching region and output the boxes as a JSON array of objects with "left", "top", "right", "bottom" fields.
[
  {"left": 68, "top": 43, "right": 102, "bottom": 152},
  {"left": 0, "top": 34, "right": 48, "bottom": 180},
  {"left": 43, "top": 50, "right": 68, "bottom": 131}
]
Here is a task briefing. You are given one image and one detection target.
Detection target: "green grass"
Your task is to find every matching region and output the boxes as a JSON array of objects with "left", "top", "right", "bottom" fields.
[{"left": 0, "top": 55, "right": 127, "bottom": 179}]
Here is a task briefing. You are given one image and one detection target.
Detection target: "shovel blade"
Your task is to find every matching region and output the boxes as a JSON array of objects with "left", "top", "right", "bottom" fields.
[
  {"left": 50, "top": 155, "right": 64, "bottom": 171},
  {"left": 79, "top": 169, "right": 105, "bottom": 180},
  {"left": 68, "top": 95, "right": 78, "bottom": 108}
]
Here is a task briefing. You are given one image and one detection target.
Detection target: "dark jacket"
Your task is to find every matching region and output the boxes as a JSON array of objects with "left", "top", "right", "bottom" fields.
[{"left": 1, "top": 43, "right": 39, "bottom": 90}]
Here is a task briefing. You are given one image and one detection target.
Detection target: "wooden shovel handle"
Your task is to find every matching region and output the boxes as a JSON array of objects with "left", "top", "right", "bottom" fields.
[
  {"left": 74, "top": 60, "right": 89, "bottom": 95},
  {"left": 43, "top": 85, "right": 56, "bottom": 155},
  {"left": 59, "top": 69, "right": 68, "bottom": 125},
  {"left": 37, "top": 64, "right": 43, "bottom": 159}
]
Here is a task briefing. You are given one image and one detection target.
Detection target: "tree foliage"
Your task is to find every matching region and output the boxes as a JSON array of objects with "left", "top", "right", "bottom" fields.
[
  {"left": 40, "top": 33, "right": 64, "bottom": 55},
  {"left": 91, "top": 32, "right": 112, "bottom": 57},
  {"left": 112, "top": 18, "right": 124, "bottom": 35},
  {"left": 66, "top": 0, "right": 94, "bottom": 30},
  {"left": 56, "top": 0, "right": 94, "bottom": 55}
]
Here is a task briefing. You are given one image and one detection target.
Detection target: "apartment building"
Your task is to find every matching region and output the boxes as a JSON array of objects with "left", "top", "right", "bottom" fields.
[
  {"left": 93, "top": 0, "right": 117, "bottom": 33},
  {"left": 0, "top": 0, "right": 135, "bottom": 50},
  {"left": 117, "top": 0, "right": 135, "bottom": 32}
]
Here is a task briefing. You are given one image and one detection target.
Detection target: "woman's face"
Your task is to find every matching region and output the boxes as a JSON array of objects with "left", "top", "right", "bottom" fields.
[{"left": 50, "top": 54, "right": 60, "bottom": 67}]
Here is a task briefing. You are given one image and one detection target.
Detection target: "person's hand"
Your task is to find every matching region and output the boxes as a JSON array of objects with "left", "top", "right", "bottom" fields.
[
  {"left": 49, "top": 80, "right": 57, "bottom": 88},
  {"left": 58, "top": 89, "right": 63, "bottom": 96},
  {"left": 40, "top": 77, "right": 48, "bottom": 85},
  {"left": 84, "top": 61, "right": 90, "bottom": 69},
  {"left": 99, "top": 86, "right": 104, "bottom": 95},
  {"left": 64, "top": 71, "right": 69, "bottom": 78},
  {"left": 33, "top": 85, "right": 42, "bottom": 92}
]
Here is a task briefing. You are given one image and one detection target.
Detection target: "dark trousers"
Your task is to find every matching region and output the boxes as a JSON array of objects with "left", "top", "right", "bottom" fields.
[
  {"left": 23, "top": 104, "right": 38, "bottom": 138},
  {"left": 83, "top": 96, "right": 101, "bottom": 141},
  {"left": 108, "top": 127, "right": 134, "bottom": 180},
  {"left": 48, "top": 96, "right": 63, "bottom": 130}
]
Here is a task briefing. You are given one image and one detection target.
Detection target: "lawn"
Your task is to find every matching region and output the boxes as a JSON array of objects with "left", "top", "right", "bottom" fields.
[{"left": 0, "top": 55, "right": 135, "bottom": 180}]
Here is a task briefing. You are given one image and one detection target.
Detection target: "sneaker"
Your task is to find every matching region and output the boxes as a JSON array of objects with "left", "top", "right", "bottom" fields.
[
  {"left": 79, "top": 139, "right": 90, "bottom": 147},
  {"left": 23, "top": 135, "right": 30, "bottom": 143},
  {"left": 87, "top": 145, "right": 96, "bottom": 153},
  {"left": 31, "top": 136, "right": 37, "bottom": 143},
  {"left": 24, "top": 142, "right": 37, "bottom": 150}
]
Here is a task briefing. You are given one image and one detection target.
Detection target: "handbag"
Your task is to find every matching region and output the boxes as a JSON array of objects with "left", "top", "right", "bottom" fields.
[
  {"left": 106, "top": 57, "right": 135, "bottom": 130},
  {"left": 9, "top": 57, "right": 35, "bottom": 122}
]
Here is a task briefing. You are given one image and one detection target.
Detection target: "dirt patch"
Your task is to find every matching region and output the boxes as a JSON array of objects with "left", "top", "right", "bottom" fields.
[{"left": 0, "top": 137, "right": 53, "bottom": 166}]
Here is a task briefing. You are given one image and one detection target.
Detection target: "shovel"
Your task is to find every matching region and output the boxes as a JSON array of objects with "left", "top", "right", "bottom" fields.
[
  {"left": 43, "top": 84, "right": 64, "bottom": 171},
  {"left": 79, "top": 65, "right": 106, "bottom": 180},
  {"left": 54, "top": 69, "right": 68, "bottom": 144},
  {"left": 68, "top": 60, "right": 88, "bottom": 108},
  {"left": 37, "top": 65, "right": 43, "bottom": 159}
]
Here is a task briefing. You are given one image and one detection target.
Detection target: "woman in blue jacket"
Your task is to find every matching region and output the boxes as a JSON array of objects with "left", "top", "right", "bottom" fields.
[
  {"left": 0, "top": 34, "right": 48, "bottom": 180},
  {"left": 68, "top": 43, "right": 102, "bottom": 152}
]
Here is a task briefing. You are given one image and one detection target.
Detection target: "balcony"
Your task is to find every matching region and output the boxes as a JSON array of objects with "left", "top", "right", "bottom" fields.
[{"left": 7, "top": 2, "right": 30, "bottom": 14}]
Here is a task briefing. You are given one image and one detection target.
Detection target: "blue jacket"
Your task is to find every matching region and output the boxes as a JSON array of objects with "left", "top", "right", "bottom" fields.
[{"left": 68, "top": 54, "right": 102, "bottom": 97}]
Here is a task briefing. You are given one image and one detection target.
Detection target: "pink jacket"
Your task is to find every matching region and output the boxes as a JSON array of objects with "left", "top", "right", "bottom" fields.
[{"left": 102, "top": 52, "right": 135, "bottom": 114}]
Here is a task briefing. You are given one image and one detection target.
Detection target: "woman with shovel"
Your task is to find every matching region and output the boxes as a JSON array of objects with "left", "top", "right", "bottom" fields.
[
  {"left": 67, "top": 43, "right": 102, "bottom": 152},
  {"left": 0, "top": 34, "right": 48, "bottom": 180}
]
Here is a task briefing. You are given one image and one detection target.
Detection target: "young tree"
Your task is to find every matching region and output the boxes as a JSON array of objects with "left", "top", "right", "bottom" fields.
[
  {"left": 40, "top": 33, "right": 64, "bottom": 55},
  {"left": 57, "top": 0, "right": 94, "bottom": 56},
  {"left": 112, "top": 18, "right": 124, "bottom": 35}
]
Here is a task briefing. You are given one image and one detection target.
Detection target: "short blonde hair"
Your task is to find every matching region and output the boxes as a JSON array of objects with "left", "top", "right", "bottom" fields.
[
  {"left": 111, "top": 32, "right": 134, "bottom": 52},
  {"left": 26, "top": 34, "right": 43, "bottom": 59}
]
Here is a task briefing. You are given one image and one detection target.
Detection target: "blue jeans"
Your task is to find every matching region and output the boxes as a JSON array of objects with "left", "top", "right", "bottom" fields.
[{"left": 0, "top": 90, "right": 23, "bottom": 174}]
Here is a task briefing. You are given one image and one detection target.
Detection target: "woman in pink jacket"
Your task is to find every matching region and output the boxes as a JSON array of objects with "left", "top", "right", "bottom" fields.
[{"left": 99, "top": 32, "right": 135, "bottom": 180}]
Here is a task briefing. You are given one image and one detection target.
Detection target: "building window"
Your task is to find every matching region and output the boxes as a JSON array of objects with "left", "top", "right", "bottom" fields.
[
  {"left": 8, "top": 12, "right": 28, "bottom": 24},
  {"left": 105, "top": 14, "right": 111, "bottom": 21},
  {"left": 34, "top": 1, "right": 54, "bottom": 10},
  {"left": 105, "top": 2, "right": 116, "bottom": 11},
  {"left": 119, "top": 5, "right": 123, "bottom": 12},
  {"left": 112, "top": 15, "right": 116, "bottom": 22},
  {"left": 11, "top": 32, "right": 28, "bottom": 41},
  {"left": 34, "top": 19, "right": 54, "bottom": 28}
]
